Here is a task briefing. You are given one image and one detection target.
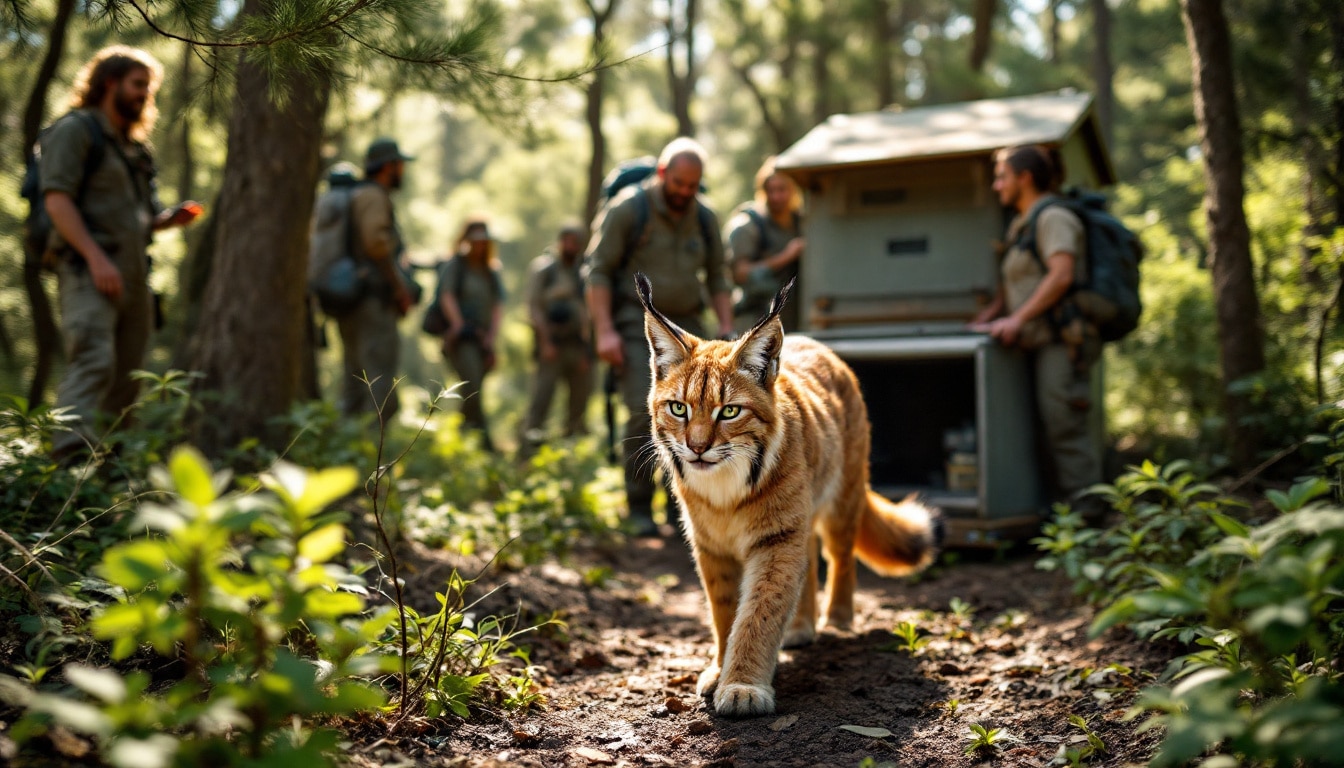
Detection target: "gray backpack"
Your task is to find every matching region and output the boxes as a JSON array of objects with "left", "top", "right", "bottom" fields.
[{"left": 308, "top": 172, "right": 368, "bottom": 316}]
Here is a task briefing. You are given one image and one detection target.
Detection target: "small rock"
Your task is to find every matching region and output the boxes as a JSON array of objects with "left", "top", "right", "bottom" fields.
[
  {"left": 649, "top": 705, "right": 671, "bottom": 718},
  {"left": 665, "top": 696, "right": 694, "bottom": 713},
  {"left": 572, "top": 746, "right": 614, "bottom": 764},
  {"left": 577, "top": 650, "right": 610, "bottom": 669},
  {"left": 513, "top": 727, "right": 541, "bottom": 745},
  {"left": 668, "top": 673, "right": 697, "bottom": 689},
  {"left": 687, "top": 720, "right": 713, "bottom": 735},
  {"left": 938, "top": 662, "right": 966, "bottom": 676},
  {"left": 967, "top": 675, "right": 991, "bottom": 686},
  {"left": 717, "top": 738, "right": 740, "bottom": 756}
]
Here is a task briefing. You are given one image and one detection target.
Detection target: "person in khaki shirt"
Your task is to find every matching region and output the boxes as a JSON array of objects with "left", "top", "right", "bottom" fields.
[
  {"left": 519, "top": 224, "right": 593, "bottom": 461},
  {"left": 40, "top": 46, "right": 201, "bottom": 464},
  {"left": 584, "top": 137, "right": 733, "bottom": 536},
  {"left": 336, "top": 137, "right": 416, "bottom": 421},
  {"left": 725, "top": 156, "right": 805, "bottom": 333},
  {"left": 970, "top": 144, "right": 1102, "bottom": 519}
]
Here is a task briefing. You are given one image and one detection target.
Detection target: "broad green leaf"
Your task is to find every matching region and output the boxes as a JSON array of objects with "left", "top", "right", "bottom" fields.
[
  {"left": 169, "top": 447, "right": 216, "bottom": 508},
  {"left": 295, "top": 467, "right": 359, "bottom": 518},
  {"left": 1207, "top": 512, "right": 1249, "bottom": 539},
  {"left": 99, "top": 541, "right": 177, "bottom": 591},
  {"left": 302, "top": 589, "right": 365, "bottom": 619},
  {"left": 63, "top": 664, "right": 127, "bottom": 704},
  {"left": 298, "top": 524, "right": 348, "bottom": 563},
  {"left": 1287, "top": 477, "right": 1332, "bottom": 510},
  {"left": 105, "top": 734, "right": 179, "bottom": 768},
  {"left": 1089, "top": 595, "right": 1138, "bottom": 637},
  {"left": 839, "top": 725, "right": 893, "bottom": 738},
  {"left": 1170, "top": 666, "right": 1230, "bottom": 697},
  {"left": 29, "top": 694, "right": 113, "bottom": 737}
]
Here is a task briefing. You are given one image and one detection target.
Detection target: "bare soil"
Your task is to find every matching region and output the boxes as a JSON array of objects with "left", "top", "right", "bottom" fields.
[{"left": 360, "top": 533, "right": 1167, "bottom": 768}]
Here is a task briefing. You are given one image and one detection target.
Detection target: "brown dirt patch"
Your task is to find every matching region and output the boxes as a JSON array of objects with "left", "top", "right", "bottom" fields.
[{"left": 355, "top": 536, "right": 1166, "bottom": 768}]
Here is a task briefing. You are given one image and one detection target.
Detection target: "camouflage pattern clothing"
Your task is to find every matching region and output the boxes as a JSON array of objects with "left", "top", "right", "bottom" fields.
[{"left": 40, "top": 109, "right": 159, "bottom": 456}]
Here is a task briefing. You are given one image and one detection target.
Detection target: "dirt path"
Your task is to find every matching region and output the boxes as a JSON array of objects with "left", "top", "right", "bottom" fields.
[{"left": 374, "top": 536, "right": 1165, "bottom": 768}]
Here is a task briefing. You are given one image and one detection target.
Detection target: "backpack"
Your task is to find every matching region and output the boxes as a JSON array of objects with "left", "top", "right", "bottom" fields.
[
  {"left": 1019, "top": 189, "right": 1143, "bottom": 343},
  {"left": 308, "top": 171, "right": 368, "bottom": 317},
  {"left": 19, "top": 111, "right": 106, "bottom": 268},
  {"left": 420, "top": 255, "right": 502, "bottom": 336},
  {"left": 733, "top": 207, "right": 800, "bottom": 317},
  {"left": 595, "top": 157, "right": 716, "bottom": 277}
]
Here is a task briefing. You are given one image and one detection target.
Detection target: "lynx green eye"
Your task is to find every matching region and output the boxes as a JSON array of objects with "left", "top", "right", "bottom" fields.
[
  {"left": 668, "top": 402, "right": 688, "bottom": 418},
  {"left": 720, "top": 405, "right": 742, "bottom": 420}
]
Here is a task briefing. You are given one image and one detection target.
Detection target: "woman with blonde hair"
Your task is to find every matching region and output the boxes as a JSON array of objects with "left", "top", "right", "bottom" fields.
[
  {"left": 724, "top": 156, "right": 805, "bottom": 332},
  {"left": 434, "top": 218, "right": 506, "bottom": 450}
]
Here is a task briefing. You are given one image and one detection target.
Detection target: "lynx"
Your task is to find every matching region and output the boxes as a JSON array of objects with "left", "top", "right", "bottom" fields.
[{"left": 635, "top": 273, "right": 940, "bottom": 717}]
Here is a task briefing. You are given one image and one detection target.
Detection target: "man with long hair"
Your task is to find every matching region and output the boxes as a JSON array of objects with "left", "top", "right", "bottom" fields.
[
  {"left": 724, "top": 157, "right": 805, "bottom": 333},
  {"left": 40, "top": 45, "right": 200, "bottom": 463}
]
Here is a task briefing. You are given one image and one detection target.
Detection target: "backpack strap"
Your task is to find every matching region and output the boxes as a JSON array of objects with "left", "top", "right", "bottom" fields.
[
  {"left": 742, "top": 207, "right": 768, "bottom": 262},
  {"left": 1017, "top": 194, "right": 1088, "bottom": 292}
]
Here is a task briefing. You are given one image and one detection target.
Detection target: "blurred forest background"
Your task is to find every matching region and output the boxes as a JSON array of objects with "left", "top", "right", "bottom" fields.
[{"left": 0, "top": 0, "right": 1341, "bottom": 470}]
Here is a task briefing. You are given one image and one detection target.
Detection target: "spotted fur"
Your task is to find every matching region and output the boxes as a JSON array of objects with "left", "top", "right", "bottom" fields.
[{"left": 634, "top": 273, "right": 940, "bottom": 718}]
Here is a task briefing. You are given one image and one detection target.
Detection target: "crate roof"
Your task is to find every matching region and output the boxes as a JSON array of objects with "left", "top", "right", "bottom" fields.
[{"left": 775, "top": 90, "right": 1115, "bottom": 185}]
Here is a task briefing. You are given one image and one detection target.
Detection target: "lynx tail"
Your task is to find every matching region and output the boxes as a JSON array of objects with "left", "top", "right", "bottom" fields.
[{"left": 854, "top": 492, "right": 943, "bottom": 576}]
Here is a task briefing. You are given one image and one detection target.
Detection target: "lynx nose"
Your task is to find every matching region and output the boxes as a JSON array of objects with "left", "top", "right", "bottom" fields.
[{"left": 686, "top": 425, "right": 713, "bottom": 456}]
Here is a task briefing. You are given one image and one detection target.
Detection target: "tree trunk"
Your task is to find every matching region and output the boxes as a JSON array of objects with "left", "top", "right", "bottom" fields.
[
  {"left": 190, "top": 3, "right": 332, "bottom": 453},
  {"left": 174, "top": 42, "right": 196, "bottom": 202},
  {"left": 20, "top": 0, "right": 77, "bottom": 407},
  {"left": 872, "top": 0, "right": 894, "bottom": 108},
  {"left": 584, "top": 0, "right": 618, "bottom": 225},
  {"left": 970, "top": 0, "right": 997, "bottom": 72},
  {"left": 811, "top": 32, "right": 834, "bottom": 127},
  {"left": 1047, "top": 0, "right": 1061, "bottom": 62},
  {"left": 664, "top": 0, "right": 697, "bottom": 137},
  {"left": 1180, "top": 0, "right": 1266, "bottom": 469},
  {"left": 1091, "top": 0, "right": 1115, "bottom": 150}
]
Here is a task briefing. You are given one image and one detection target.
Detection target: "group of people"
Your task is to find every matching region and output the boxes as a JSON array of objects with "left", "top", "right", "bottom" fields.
[{"left": 34, "top": 44, "right": 1101, "bottom": 534}]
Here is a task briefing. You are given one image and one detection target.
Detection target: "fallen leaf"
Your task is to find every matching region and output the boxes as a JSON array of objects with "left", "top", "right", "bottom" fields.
[
  {"left": 838, "top": 725, "right": 892, "bottom": 739},
  {"left": 664, "top": 696, "right": 693, "bottom": 713},
  {"left": 769, "top": 714, "right": 800, "bottom": 732}
]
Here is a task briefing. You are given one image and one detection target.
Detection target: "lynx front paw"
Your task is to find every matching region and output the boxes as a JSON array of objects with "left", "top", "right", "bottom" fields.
[
  {"left": 696, "top": 664, "right": 721, "bottom": 696},
  {"left": 713, "top": 683, "right": 776, "bottom": 717}
]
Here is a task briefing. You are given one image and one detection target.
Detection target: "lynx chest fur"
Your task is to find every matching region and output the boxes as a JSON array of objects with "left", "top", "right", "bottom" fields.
[{"left": 634, "top": 274, "right": 939, "bottom": 717}]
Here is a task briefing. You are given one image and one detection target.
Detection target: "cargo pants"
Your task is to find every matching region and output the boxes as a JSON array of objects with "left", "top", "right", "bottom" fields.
[
  {"left": 1032, "top": 340, "right": 1101, "bottom": 500},
  {"left": 520, "top": 341, "right": 593, "bottom": 453},
  {"left": 52, "top": 259, "right": 153, "bottom": 457},
  {"left": 336, "top": 294, "right": 401, "bottom": 422},
  {"left": 617, "top": 314, "right": 705, "bottom": 521}
]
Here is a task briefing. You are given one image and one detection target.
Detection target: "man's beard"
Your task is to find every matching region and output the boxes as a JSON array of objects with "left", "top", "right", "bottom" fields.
[
  {"left": 388, "top": 169, "right": 404, "bottom": 190},
  {"left": 113, "top": 89, "right": 145, "bottom": 123},
  {"left": 664, "top": 190, "right": 692, "bottom": 212}
]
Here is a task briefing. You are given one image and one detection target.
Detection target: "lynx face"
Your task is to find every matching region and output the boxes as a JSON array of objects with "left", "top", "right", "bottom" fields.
[{"left": 644, "top": 301, "right": 785, "bottom": 510}]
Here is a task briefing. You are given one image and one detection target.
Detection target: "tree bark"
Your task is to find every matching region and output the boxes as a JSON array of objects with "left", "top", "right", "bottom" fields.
[
  {"left": 664, "top": 0, "right": 697, "bottom": 137},
  {"left": 872, "top": 0, "right": 894, "bottom": 108},
  {"left": 174, "top": 42, "right": 196, "bottom": 202},
  {"left": 811, "top": 31, "right": 834, "bottom": 127},
  {"left": 190, "top": 3, "right": 333, "bottom": 453},
  {"left": 20, "top": 0, "right": 77, "bottom": 407},
  {"left": 1180, "top": 0, "right": 1266, "bottom": 469},
  {"left": 1091, "top": 0, "right": 1115, "bottom": 150},
  {"left": 1047, "top": 0, "right": 1060, "bottom": 63},
  {"left": 970, "top": 0, "right": 997, "bottom": 72},
  {"left": 584, "top": 0, "right": 618, "bottom": 226}
]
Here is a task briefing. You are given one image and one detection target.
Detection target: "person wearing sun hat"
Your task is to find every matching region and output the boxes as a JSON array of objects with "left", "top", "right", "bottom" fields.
[{"left": 335, "top": 136, "right": 417, "bottom": 420}]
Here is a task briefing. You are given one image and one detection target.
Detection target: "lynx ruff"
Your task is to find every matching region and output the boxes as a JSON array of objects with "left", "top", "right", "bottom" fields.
[{"left": 634, "top": 273, "right": 941, "bottom": 717}]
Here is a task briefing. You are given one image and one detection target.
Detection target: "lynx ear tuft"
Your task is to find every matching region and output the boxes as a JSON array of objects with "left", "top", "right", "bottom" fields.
[
  {"left": 735, "top": 316, "right": 783, "bottom": 388},
  {"left": 636, "top": 273, "right": 697, "bottom": 380}
]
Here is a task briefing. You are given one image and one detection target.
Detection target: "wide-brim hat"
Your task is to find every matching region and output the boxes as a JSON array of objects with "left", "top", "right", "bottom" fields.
[
  {"left": 365, "top": 137, "right": 414, "bottom": 170},
  {"left": 464, "top": 221, "right": 492, "bottom": 242}
]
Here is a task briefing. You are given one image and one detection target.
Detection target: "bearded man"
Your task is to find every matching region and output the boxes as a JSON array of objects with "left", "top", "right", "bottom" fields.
[{"left": 40, "top": 45, "right": 201, "bottom": 464}]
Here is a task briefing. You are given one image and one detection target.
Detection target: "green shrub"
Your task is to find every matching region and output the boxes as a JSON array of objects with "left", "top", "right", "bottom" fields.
[{"left": 1037, "top": 446, "right": 1344, "bottom": 767}]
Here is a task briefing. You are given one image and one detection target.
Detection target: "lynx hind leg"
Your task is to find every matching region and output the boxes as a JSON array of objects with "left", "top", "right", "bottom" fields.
[
  {"left": 781, "top": 534, "right": 820, "bottom": 648},
  {"left": 819, "top": 494, "right": 862, "bottom": 633}
]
